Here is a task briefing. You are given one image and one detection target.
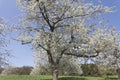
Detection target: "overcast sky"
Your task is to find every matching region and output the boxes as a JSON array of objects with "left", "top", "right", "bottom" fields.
[{"left": 0, "top": 0, "right": 120, "bottom": 67}]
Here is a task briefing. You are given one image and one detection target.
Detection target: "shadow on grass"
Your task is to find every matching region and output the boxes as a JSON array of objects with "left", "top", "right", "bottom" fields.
[
  {"left": 44, "top": 77, "right": 87, "bottom": 80},
  {"left": 105, "top": 77, "right": 118, "bottom": 80},
  {"left": 59, "top": 77, "right": 87, "bottom": 80}
]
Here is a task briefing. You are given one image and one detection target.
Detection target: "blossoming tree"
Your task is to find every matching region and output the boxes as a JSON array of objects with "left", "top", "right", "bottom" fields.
[
  {"left": 97, "top": 34, "right": 120, "bottom": 80},
  {"left": 0, "top": 18, "right": 10, "bottom": 68},
  {"left": 112, "top": 44, "right": 120, "bottom": 80},
  {"left": 16, "top": 0, "right": 116, "bottom": 80}
]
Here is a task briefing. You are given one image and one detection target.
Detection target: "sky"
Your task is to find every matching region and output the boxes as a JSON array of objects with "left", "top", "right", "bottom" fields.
[
  {"left": 0, "top": 0, "right": 120, "bottom": 67},
  {"left": 0, "top": 0, "right": 34, "bottom": 67}
]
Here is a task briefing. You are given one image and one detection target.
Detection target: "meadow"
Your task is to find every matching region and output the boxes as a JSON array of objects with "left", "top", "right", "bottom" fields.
[{"left": 0, "top": 75, "right": 118, "bottom": 80}]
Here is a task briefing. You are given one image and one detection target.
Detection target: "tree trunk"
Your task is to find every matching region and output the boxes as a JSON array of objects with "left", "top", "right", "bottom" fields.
[
  {"left": 117, "top": 68, "right": 120, "bottom": 80},
  {"left": 52, "top": 64, "right": 59, "bottom": 80}
]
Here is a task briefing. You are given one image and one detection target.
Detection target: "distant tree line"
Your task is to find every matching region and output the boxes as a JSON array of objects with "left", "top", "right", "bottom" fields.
[
  {"left": 0, "top": 64, "right": 116, "bottom": 76},
  {"left": 81, "top": 64, "right": 116, "bottom": 76},
  {"left": 0, "top": 66, "right": 33, "bottom": 75}
]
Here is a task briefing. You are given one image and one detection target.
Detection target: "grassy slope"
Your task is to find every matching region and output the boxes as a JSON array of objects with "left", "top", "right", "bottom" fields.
[{"left": 0, "top": 75, "right": 118, "bottom": 80}]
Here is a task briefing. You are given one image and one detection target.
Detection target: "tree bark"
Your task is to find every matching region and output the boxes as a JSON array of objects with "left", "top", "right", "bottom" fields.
[
  {"left": 51, "top": 64, "right": 59, "bottom": 80},
  {"left": 117, "top": 68, "right": 120, "bottom": 80}
]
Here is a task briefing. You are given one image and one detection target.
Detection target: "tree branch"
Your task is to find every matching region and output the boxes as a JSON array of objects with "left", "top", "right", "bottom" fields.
[
  {"left": 39, "top": 4, "right": 54, "bottom": 32},
  {"left": 56, "top": 48, "right": 68, "bottom": 64},
  {"left": 64, "top": 48, "right": 100, "bottom": 58},
  {"left": 47, "top": 50, "right": 55, "bottom": 65}
]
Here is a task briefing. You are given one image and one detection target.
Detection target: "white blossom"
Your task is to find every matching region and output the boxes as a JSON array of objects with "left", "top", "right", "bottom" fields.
[{"left": 15, "top": 0, "right": 117, "bottom": 79}]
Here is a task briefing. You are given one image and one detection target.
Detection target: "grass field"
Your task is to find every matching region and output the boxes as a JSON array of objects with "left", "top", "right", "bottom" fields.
[{"left": 0, "top": 75, "right": 118, "bottom": 80}]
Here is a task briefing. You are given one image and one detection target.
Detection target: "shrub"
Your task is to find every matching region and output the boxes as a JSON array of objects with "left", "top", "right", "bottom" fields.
[
  {"left": 81, "top": 64, "right": 100, "bottom": 76},
  {"left": 15, "top": 66, "right": 33, "bottom": 75},
  {"left": 100, "top": 69, "right": 116, "bottom": 76}
]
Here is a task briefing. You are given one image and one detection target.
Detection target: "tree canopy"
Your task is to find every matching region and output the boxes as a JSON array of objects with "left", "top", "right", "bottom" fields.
[{"left": 15, "top": 0, "right": 118, "bottom": 80}]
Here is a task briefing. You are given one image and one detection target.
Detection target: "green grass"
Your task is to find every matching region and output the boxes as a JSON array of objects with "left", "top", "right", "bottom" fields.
[{"left": 0, "top": 75, "right": 118, "bottom": 80}]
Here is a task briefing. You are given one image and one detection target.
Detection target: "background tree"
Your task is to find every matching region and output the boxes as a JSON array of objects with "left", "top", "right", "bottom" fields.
[
  {"left": 89, "top": 26, "right": 120, "bottom": 79},
  {"left": 1, "top": 66, "right": 17, "bottom": 75},
  {"left": 81, "top": 63, "right": 100, "bottom": 76},
  {"left": 30, "top": 62, "right": 51, "bottom": 75},
  {"left": 31, "top": 52, "right": 82, "bottom": 75},
  {"left": 97, "top": 42, "right": 120, "bottom": 79},
  {"left": 16, "top": 0, "right": 115, "bottom": 80},
  {"left": 0, "top": 17, "right": 10, "bottom": 68},
  {"left": 16, "top": 66, "right": 33, "bottom": 75},
  {"left": 113, "top": 47, "right": 120, "bottom": 80},
  {"left": 58, "top": 56, "right": 82, "bottom": 76},
  {"left": 1, "top": 66, "right": 33, "bottom": 75}
]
